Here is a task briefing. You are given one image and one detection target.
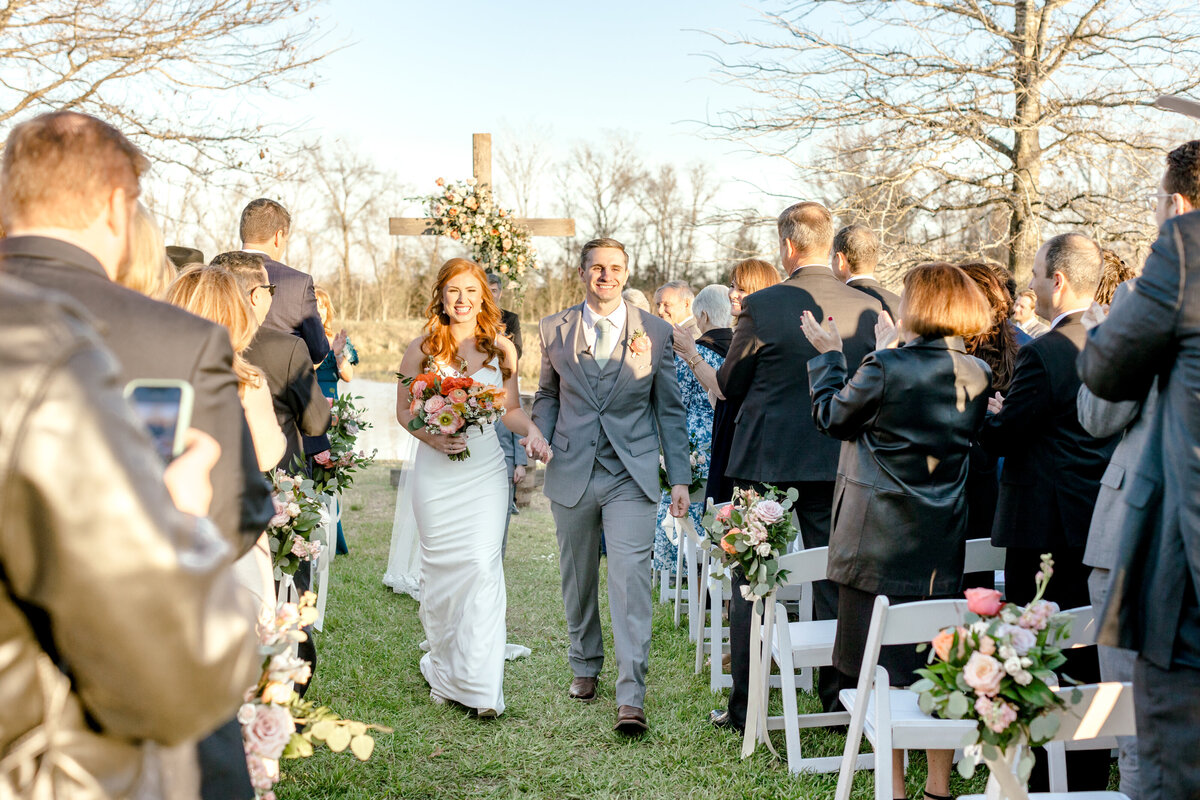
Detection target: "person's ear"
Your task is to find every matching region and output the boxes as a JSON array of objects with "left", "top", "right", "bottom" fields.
[{"left": 1175, "top": 193, "right": 1194, "bottom": 216}]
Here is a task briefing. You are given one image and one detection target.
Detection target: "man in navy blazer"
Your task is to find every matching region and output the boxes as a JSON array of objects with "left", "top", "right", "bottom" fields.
[{"left": 239, "top": 198, "right": 330, "bottom": 367}]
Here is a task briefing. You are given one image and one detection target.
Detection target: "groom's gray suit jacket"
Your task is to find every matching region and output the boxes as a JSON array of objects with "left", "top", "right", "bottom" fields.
[{"left": 532, "top": 302, "right": 691, "bottom": 505}]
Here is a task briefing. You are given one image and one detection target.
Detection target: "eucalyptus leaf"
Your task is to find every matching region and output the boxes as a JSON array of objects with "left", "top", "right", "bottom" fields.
[
  {"left": 325, "top": 725, "right": 351, "bottom": 752},
  {"left": 981, "top": 743, "right": 999, "bottom": 761},
  {"left": 918, "top": 691, "right": 934, "bottom": 715},
  {"left": 1028, "top": 712, "right": 1060, "bottom": 743},
  {"left": 946, "top": 691, "right": 968, "bottom": 719},
  {"left": 910, "top": 678, "right": 935, "bottom": 693},
  {"left": 957, "top": 758, "right": 976, "bottom": 779},
  {"left": 1018, "top": 752, "right": 1035, "bottom": 782}
]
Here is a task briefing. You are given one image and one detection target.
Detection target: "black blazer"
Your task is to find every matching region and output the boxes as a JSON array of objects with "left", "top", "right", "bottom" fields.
[
  {"left": 717, "top": 266, "right": 881, "bottom": 483},
  {"left": 847, "top": 276, "right": 901, "bottom": 319},
  {"left": 256, "top": 254, "right": 330, "bottom": 366},
  {"left": 1079, "top": 211, "right": 1200, "bottom": 667},
  {"left": 809, "top": 337, "right": 991, "bottom": 595},
  {"left": 0, "top": 236, "right": 272, "bottom": 552},
  {"left": 979, "top": 313, "right": 1118, "bottom": 549},
  {"left": 500, "top": 308, "right": 523, "bottom": 360},
  {"left": 243, "top": 327, "right": 331, "bottom": 472}
]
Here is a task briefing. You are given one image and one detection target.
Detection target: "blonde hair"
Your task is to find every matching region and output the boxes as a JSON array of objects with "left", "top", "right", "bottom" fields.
[
  {"left": 166, "top": 266, "right": 264, "bottom": 392},
  {"left": 117, "top": 202, "right": 176, "bottom": 299},
  {"left": 314, "top": 286, "right": 336, "bottom": 340}
]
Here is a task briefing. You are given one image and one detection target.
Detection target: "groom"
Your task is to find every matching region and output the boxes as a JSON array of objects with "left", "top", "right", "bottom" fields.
[{"left": 530, "top": 237, "right": 690, "bottom": 734}]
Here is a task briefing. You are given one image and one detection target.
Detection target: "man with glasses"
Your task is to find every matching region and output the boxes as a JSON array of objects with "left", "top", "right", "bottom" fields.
[{"left": 213, "top": 250, "right": 330, "bottom": 472}]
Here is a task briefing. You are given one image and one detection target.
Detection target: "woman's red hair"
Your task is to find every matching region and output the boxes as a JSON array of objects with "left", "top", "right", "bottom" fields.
[{"left": 421, "top": 258, "right": 513, "bottom": 380}]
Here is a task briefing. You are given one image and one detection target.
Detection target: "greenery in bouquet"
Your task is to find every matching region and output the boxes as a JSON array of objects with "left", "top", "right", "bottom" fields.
[
  {"left": 419, "top": 177, "right": 538, "bottom": 292},
  {"left": 311, "top": 394, "right": 377, "bottom": 494},
  {"left": 658, "top": 436, "right": 709, "bottom": 494},
  {"left": 701, "top": 484, "right": 800, "bottom": 604},
  {"left": 910, "top": 554, "right": 1082, "bottom": 781},
  {"left": 241, "top": 591, "right": 390, "bottom": 800},
  {"left": 398, "top": 369, "right": 506, "bottom": 461},
  {"left": 266, "top": 469, "right": 328, "bottom": 578}
]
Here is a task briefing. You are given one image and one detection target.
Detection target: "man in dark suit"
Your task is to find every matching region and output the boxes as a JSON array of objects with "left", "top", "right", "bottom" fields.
[
  {"left": 713, "top": 202, "right": 881, "bottom": 728},
  {"left": 214, "top": 251, "right": 331, "bottom": 471},
  {"left": 1078, "top": 139, "right": 1200, "bottom": 800},
  {"left": 487, "top": 271, "right": 523, "bottom": 359},
  {"left": 832, "top": 223, "right": 900, "bottom": 317},
  {"left": 239, "top": 198, "right": 330, "bottom": 367},
  {"left": 0, "top": 110, "right": 269, "bottom": 800},
  {"left": 980, "top": 232, "right": 1117, "bottom": 793}
]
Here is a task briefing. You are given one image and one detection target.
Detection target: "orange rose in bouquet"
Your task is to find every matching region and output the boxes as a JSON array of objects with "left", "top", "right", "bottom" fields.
[{"left": 398, "top": 369, "right": 506, "bottom": 461}]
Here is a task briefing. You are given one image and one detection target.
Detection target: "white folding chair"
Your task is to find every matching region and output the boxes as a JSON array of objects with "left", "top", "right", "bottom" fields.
[{"left": 960, "top": 682, "right": 1134, "bottom": 800}]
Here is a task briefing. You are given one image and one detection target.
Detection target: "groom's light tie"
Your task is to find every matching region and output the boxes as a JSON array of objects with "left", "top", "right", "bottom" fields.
[{"left": 594, "top": 318, "right": 615, "bottom": 368}]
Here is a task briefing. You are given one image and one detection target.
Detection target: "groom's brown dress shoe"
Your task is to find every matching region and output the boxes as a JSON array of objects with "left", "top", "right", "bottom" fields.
[
  {"left": 613, "top": 705, "right": 648, "bottom": 735},
  {"left": 568, "top": 676, "right": 597, "bottom": 701}
]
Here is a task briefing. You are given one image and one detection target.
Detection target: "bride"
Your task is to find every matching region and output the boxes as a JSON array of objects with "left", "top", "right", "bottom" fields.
[{"left": 393, "top": 258, "right": 550, "bottom": 718}]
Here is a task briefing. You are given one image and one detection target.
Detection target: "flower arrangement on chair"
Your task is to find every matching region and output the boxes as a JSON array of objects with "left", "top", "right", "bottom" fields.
[
  {"left": 700, "top": 484, "right": 800, "bottom": 604},
  {"left": 911, "top": 554, "right": 1083, "bottom": 787},
  {"left": 311, "top": 394, "right": 376, "bottom": 494},
  {"left": 265, "top": 470, "right": 328, "bottom": 578}
]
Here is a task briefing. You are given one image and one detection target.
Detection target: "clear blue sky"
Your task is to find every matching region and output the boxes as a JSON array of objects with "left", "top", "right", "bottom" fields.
[{"left": 263, "top": 0, "right": 797, "bottom": 211}]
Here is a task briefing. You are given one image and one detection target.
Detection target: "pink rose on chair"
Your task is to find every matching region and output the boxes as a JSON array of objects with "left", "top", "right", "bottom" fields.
[
  {"left": 965, "top": 587, "right": 1004, "bottom": 617},
  {"left": 244, "top": 702, "right": 293, "bottom": 759},
  {"left": 313, "top": 450, "right": 333, "bottom": 467},
  {"left": 962, "top": 652, "right": 1004, "bottom": 696},
  {"left": 752, "top": 499, "right": 785, "bottom": 525},
  {"left": 716, "top": 504, "right": 733, "bottom": 523}
]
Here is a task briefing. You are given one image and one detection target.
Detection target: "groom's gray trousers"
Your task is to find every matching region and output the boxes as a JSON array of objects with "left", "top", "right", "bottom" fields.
[{"left": 552, "top": 462, "right": 656, "bottom": 708}]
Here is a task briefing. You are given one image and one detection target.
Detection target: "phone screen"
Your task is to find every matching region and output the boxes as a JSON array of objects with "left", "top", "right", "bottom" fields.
[{"left": 128, "top": 385, "right": 183, "bottom": 462}]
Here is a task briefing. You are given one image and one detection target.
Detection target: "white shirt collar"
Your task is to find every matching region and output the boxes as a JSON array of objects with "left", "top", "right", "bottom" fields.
[
  {"left": 580, "top": 300, "right": 628, "bottom": 355},
  {"left": 242, "top": 248, "right": 270, "bottom": 258},
  {"left": 1051, "top": 307, "right": 1090, "bottom": 329},
  {"left": 845, "top": 274, "right": 875, "bottom": 285}
]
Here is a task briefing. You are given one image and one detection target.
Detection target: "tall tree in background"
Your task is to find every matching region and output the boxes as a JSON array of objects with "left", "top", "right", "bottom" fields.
[
  {"left": 0, "top": 0, "right": 331, "bottom": 170},
  {"left": 709, "top": 0, "right": 1200, "bottom": 283}
]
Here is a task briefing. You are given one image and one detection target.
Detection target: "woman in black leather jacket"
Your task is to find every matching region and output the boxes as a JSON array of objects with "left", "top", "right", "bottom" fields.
[{"left": 800, "top": 262, "right": 992, "bottom": 800}]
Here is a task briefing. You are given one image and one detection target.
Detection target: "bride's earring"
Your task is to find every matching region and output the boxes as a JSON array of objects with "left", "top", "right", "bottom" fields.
[{"left": 438, "top": 302, "right": 450, "bottom": 325}]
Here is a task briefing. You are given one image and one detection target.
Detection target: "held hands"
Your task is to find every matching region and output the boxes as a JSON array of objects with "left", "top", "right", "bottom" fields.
[
  {"left": 800, "top": 310, "right": 843, "bottom": 354},
  {"left": 671, "top": 324, "right": 697, "bottom": 358},
  {"left": 163, "top": 428, "right": 221, "bottom": 518},
  {"left": 669, "top": 485, "right": 690, "bottom": 518},
  {"left": 987, "top": 392, "right": 1005, "bottom": 415},
  {"left": 875, "top": 310, "right": 901, "bottom": 350},
  {"left": 520, "top": 427, "right": 553, "bottom": 464}
]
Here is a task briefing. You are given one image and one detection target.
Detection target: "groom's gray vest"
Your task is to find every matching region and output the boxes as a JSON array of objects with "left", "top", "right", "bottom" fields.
[{"left": 531, "top": 302, "right": 691, "bottom": 507}]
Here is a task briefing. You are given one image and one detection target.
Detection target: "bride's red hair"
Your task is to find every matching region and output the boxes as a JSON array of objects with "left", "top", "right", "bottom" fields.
[{"left": 421, "top": 258, "right": 513, "bottom": 380}]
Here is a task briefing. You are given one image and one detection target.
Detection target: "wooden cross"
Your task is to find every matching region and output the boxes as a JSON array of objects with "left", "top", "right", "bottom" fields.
[{"left": 389, "top": 133, "right": 576, "bottom": 238}]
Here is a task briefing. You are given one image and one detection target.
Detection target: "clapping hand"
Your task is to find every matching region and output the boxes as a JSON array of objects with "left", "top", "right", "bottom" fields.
[
  {"left": 875, "top": 310, "right": 901, "bottom": 350},
  {"left": 332, "top": 328, "right": 348, "bottom": 355},
  {"left": 671, "top": 324, "right": 697, "bottom": 357},
  {"left": 987, "top": 392, "right": 1005, "bottom": 415},
  {"left": 1081, "top": 301, "right": 1108, "bottom": 331},
  {"left": 800, "top": 310, "right": 843, "bottom": 353}
]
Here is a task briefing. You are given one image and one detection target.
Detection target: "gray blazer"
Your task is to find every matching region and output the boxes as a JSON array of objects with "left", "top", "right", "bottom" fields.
[{"left": 532, "top": 302, "right": 690, "bottom": 505}]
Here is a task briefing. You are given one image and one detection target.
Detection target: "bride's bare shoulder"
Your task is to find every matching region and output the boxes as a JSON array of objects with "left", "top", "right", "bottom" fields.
[{"left": 399, "top": 335, "right": 431, "bottom": 372}]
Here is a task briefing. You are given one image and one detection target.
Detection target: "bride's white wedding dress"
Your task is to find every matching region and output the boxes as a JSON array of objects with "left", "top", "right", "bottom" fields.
[{"left": 393, "top": 358, "right": 527, "bottom": 715}]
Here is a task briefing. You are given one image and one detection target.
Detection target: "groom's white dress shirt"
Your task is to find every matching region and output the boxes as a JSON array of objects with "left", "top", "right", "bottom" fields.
[{"left": 581, "top": 300, "right": 628, "bottom": 361}]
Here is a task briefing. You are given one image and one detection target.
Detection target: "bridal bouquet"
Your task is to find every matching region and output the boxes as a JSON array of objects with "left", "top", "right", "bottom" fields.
[
  {"left": 701, "top": 485, "right": 800, "bottom": 604},
  {"left": 242, "top": 591, "right": 390, "bottom": 800},
  {"left": 311, "top": 394, "right": 377, "bottom": 494},
  {"left": 659, "top": 436, "right": 709, "bottom": 495},
  {"left": 399, "top": 370, "right": 506, "bottom": 461},
  {"left": 266, "top": 470, "right": 329, "bottom": 578},
  {"left": 911, "top": 554, "right": 1082, "bottom": 782}
]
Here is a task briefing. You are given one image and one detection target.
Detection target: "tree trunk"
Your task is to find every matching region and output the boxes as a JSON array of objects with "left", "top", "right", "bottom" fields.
[{"left": 1007, "top": 0, "right": 1045, "bottom": 288}]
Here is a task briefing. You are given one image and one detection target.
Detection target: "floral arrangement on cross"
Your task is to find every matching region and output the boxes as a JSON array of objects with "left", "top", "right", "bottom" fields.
[
  {"left": 420, "top": 177, "right": 538, "bottom": 292},
  {"left": 911, "top": 554, "right": 1082, "bottom": 788}
]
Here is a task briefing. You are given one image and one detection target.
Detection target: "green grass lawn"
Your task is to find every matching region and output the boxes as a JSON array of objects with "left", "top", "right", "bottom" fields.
[{"left": 278, "top": 462, "right": 990, "bottom": 800}]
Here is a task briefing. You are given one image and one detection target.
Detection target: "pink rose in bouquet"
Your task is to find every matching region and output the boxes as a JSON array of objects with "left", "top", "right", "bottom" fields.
[
  {"left": 424, "top": 395, "right": 447, "bottom": 414},
  {"left": 753, "top": 499, "right": 785, "bottom": 525},
  {"left": 245, "top": 703, "right": 293, "bottom": 759},
  {"left": 962, "top": 652, "right": 1004, "bottom": 696},
  {"left": 965, "top": 587, "right": 1004, "bottom": 616}
]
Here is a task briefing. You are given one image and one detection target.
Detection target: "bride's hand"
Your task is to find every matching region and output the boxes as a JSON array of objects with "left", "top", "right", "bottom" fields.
[
  {"left": 426, "top": 432, "right": 467, "bottom": 456},
  {"left": 520, "top": 428, "right": 553, "bottom": 464}
]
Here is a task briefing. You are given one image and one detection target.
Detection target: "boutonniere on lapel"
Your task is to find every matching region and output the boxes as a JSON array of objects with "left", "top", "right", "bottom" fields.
[{"left": 627, "top": 329, "right": 651, "bottom": 359}]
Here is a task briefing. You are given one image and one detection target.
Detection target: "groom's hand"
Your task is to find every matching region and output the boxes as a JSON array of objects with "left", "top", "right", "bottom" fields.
[{"left": 669, "top": 485, "right": 689, "bottom": 518}]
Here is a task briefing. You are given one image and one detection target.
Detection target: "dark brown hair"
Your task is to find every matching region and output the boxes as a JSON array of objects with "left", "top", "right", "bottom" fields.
[
  {"left": 239, "top": 198, "right": 291, "bottom": 244},
  {"left": 957, "top": 261, "right": 1020, "bottom": 393},
  {"left": 1095, "top": 249, "right": 1137, "bottom": 305},
  {"left": 0, "top": 111, "right": 148, "bottom": 229},
  {"left": 1165, "top": 140, "right": 1200, "bottom": 208},
  {"left": 900, "top": 262, "right": 992, "bottom": 339},
  {"left": 422, "top": 258, "right": 512, "bottom": 380}
]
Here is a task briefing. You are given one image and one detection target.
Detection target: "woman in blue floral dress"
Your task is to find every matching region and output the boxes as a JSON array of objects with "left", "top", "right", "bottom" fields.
[{"left": 653, "top": 285, "right": 734, "bottom": 573}]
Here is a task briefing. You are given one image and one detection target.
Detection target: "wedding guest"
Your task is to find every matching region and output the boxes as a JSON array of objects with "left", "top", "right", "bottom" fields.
[
  {"left": 980, "top": 232, "right": 1118, "bottom": 793},
  {"left": 1013, "top": 289, "right": 1050, "bottom": 337},
  {"left": 487, "top": 271, "right": 523, "bottom": 358},
  {"left": 654, "top": 280, "right": 701, "bottom": 338},
  {"left": 957, "top": 262, "right": 1022, "bottom": 590},
  {"left": 313, "top": 286, "right": 359, "bottom": 554},
  {"left": 216, "top": 251, "right": 330, "bottom": 473},
  {"left": 1095, "top": 248, "right": 1137, "bottom": 306},
  {"left": 0, "top": 271, "right": 260, "bottom": 800},
  {"left": 652, "top": 284, "right": 730, "bottom": 576},
  {"left": 802, "top": 262, "right": 992, "bottom": 800},
  {"left": 714, "top": 202, "right": 880, "bottom": 729},
  {"left": 706, "top": 258, "right": 781, "bottom": 504},
  {"left": 167, "top": 265, "right": 286, "bottom": 471},
  {"left": 117, "top": 202, "right": 175, "bottom": 299},
  {"left": 1078, "top": 138, "right": 1200, "bottom": 800},
  {"left": 239, "top": 198, "right": 330, "bottom": 366},
  {"left": 167, "top": 244, "right": 205, "bottom": 270},
  {"left": 623, "top": 286, "right": 651, "bottom": 311},
  {"left": 832, "top": 223, "right": 900, "bottom": 317}
]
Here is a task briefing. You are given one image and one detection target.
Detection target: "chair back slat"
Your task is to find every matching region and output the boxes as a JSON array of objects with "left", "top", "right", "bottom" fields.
[
  {"left": 1053, "top": 605, "right": 1096, "bottom": 649},
  {"left": 1050, "top": 682, "right": 1135, "bottom": 741},
  {"left": 775, "top": 546, "right": 829, "bottom": 587},
  {"left": 963, "top": 538, "right": 1005, "bottom": 573},
  {"left": 877, "top": 599, "right": 971, "bottom": 647}
]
